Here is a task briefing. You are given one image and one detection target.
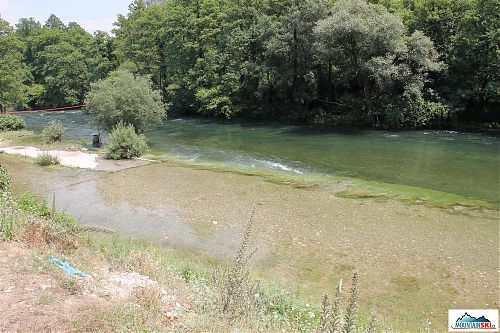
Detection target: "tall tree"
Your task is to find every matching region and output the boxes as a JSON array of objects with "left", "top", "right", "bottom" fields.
[{"left": 0, "top": 19, "right": 30, "bottom": 112}]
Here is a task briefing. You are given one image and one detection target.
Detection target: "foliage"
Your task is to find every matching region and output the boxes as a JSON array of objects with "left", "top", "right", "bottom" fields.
[
  {"left": 0, "top": 114, "right": 26, "bottom": 131},
  {"left": 13, "top": 14, "right": 116, "bottom": 108},
  {"left": 42, "top": 119, "right": 65, "bottom": 142},
  {"left": 15, "top": 191, "right": 52, "bottom": 218},
  {"left": 1, "top": 0, "right": 498, "bottom": 126},
  {"left": 0, "top": 191, "right": 26, "bottom": 240},
  {"left": 409, "top": 0, "right": 499, "bottom": 122},
  {"left": 0, "top": 166, "right": 10, "bottom": 193},
  {"left": 0, "top": 18, "right": 30, "bottom": 112},
  {"left": 106, "top": 122, "right": 148, "bottom": 160},
  {"left": 85, "top": 70, "right": 165, "bottom": 133},
  {"left": 36, "top": 152, "right": 60, "bottom": 166},
  {"left": 384, "top": 98, "right": 449, "bottom": 128}
]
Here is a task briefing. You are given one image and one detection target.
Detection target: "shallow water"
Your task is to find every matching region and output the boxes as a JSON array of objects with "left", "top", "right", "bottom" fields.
[{"left": 21, "top": 111, "right": 500, "bottom": 203}]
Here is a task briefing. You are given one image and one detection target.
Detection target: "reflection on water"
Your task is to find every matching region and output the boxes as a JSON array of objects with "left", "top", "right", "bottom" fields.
[{"left": 21, "top": 111, "right": 500, "bottom": 203}]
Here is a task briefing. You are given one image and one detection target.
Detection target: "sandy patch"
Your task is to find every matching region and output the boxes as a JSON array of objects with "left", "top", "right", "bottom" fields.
[
  {"left": 0, "top": 146, "right": 98, "bottom": 169},
  {"left": 0, "top": 146, "right": 152, "bottom": 171}
]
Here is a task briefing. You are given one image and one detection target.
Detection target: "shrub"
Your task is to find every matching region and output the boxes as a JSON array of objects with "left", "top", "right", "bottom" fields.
[
  {"left": 42, "top": 120, "right": 65, "bottom": 143},
  {"left": 0, "top": 166, "right": 10, "bottom": 193},
  {"left": 383, "top": 99, "right": 449, "bottom": 128},
  {"left": 36, "top": 152, "right": 60, "bottom": 166},
  {"left": 0, "top": 114, "right": 26, "bottom": 131},
  {"left": 106, "top": 122, "right": 148, "bottom": 160},
  {"left": 85, "top": 70, "right": 166, "bottom": 134},
  {"left": 15, "top": 191, "right": 52, "bottom": 218}
]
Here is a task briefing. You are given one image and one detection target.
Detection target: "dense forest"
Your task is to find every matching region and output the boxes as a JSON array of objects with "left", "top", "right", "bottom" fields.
[{"left": 0, "top": 0, "right": 498, "bottom": 128}]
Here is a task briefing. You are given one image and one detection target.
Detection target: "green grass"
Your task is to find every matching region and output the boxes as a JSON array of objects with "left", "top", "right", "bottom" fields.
[
  {"left": 0, "top": 130, "right": 44, "bottom": 145},
  {"left": 0, "top": 129, "right": 86, "bottom": 149}
]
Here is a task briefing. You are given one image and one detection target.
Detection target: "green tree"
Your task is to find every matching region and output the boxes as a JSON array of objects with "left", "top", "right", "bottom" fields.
[
  {"left": 85, "top": 70, "right": 166, "bottom": 133},
  {"left": 410, "top": 0, "right": 499, "bottom": 122},
  {"left": 313, "top": 0, "right": 443, "bottom": 125},
  {"left": 15, "top": 17, "right": 41, "bottom": 40},
  {"left": 0, "top": 18, "right": 30, "bottom": 112},
  {"left": 44, "top": 14, "right": 65, "bottom": 29},
  {"left": 22, "top": 16, "right": 114, "bottom": 107}
]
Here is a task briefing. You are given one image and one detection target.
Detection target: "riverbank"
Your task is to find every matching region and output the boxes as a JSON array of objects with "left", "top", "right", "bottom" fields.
[{"left": 0, "top": 152, "right": 498, "bottom": 332}]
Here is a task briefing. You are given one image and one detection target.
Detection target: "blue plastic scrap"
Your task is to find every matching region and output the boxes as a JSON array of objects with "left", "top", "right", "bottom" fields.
[{"left": 48, "top": 255, "right": 87, "bottom": 277}]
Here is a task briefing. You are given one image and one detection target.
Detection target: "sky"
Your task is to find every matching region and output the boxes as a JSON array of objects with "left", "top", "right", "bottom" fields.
[{"left": 0, "top": 0, "right": 131, "bottom": 33}]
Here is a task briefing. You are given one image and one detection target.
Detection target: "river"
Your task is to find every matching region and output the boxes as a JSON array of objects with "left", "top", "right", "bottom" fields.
[{"left": 21, "top": 111, "right": 499, "bottom": 205}]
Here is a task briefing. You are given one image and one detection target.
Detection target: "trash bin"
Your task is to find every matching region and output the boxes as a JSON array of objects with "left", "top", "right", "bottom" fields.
[{"left": 92, "top": 133, "right": 101, "bottom": 147}]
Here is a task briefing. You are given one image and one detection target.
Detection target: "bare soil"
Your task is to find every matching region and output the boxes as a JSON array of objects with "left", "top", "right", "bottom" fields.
[{"left": 0, "top": 241, "right": 184, "bottom": 333}]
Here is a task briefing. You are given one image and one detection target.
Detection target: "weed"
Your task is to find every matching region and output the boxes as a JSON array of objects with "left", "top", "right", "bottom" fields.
[
  {"left": 42, "top": 120, "right": 65, "bottom": 143},
  {"left": 0, "top": 192, "right": 28, "bottom": 240},
  {"left": 0, "top": 114, "right": 26, "bottom": 131},
  {"left": 36, "top": 152, "right": 59, "bottom": 166},
  {"left": 16, "top": 191, "right": 52, "bottom": 218},
  {"left": 317, "top": 271, "right": 375, "bottom": 333},
  {"left": 60, "top": 277, "right": 82, "bottom": 295},
  {"left": 131, "top": 286, "right": 163, "bottom": 320},
  {"left": 0, "top": 165, "right": 10, "bottom": 193},
  {"left": 211, "top": 206, "right": 260, "bottom": 322}
]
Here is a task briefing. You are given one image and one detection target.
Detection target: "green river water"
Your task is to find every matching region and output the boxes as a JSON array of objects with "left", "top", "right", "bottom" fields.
[{"left": 21, "top": 111, "right": 499, "bottom": 205}]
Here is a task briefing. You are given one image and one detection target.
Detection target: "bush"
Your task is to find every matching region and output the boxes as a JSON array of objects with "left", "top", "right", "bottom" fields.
[
  {"left": 106, "top": 122, "right": 148, "bottom": 160},
  {"left": 42, "top": 120, "right": 65, "bottom": 143},
  {"left": 36, "top": 152, "right": 60, "bottom": 166},
  {"left": 0, "top": 114, "right": 26, "bottom": 131},
  {"left": 15, "top": 191, "right": 52, "bottom": 218},
  {"left": 0, "top": 166, "right": 10, "bottom": 193},
  {"left": 383, "top": 99, "right": 449, "bottom": 128},
  {"left": 0, "top": 192, "right": 26, "bottom": 241},
  {"left": 85, "top": 70, "right": 166, "bottom": 133}
]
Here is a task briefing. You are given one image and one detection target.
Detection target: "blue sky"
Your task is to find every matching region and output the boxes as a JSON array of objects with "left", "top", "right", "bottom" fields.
[{"left": 0, "top": 0, "right": 131, "bottom": 33}]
